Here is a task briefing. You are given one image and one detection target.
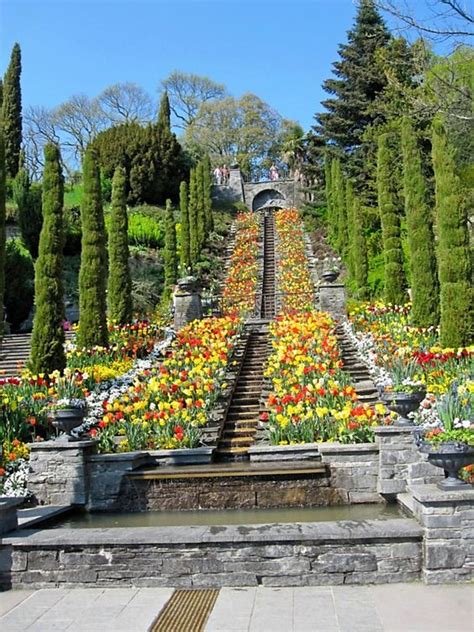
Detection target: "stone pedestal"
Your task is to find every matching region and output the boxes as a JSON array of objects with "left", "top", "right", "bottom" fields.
[
  {"left": 173, "top": 276, "right": 202, "bottom": 331},
  {"left": 28, "top": 440, "right": 97, "bottom": 506},
  {"left": 319, "top": 283, "right": 346, "bottom": 320},
  {"left": 407, "top": 484, "right": 474, "bottom": 583},
  {"left": 0, "top": 498, "right": 22, "bottom": 534}
]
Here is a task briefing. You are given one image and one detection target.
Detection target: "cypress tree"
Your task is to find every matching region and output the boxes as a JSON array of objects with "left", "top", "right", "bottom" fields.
[
  {"left": 196, "top": 161, "right": 206, "bottom": 249},
  {"left": 377, "top": 132, "right": 406, "bottom": 305},
  {"left": 432, "top": 120, "right": 473, "bottom": 347},
  {"left": 179, "top": 180, "right": 191, "bottom": 270},
  {"left": 2, "top": 43, "right": 22, "bottom": 178},
  {"left": 352, "top": 196, "right": 369, "bottom": 300},
  {"left": 202, "top": 155, "right": 213, "bottom": 235},
  {"left": 0, "top": 79, "right": 3, "bottom": 111},
  {"left": 0, "top": 125, "right": 5, "bottom": 337},
  {"left": 188, "top": 168, "right": 199, "bottom": 264},
  {"left": 163, "top": 199, "right": 178, "bottom": 298},
  {"left": 330, "top": 159, "right": 345, "bottom": 249},
  {"left": 108, "top": 165, "right": 132, "bottom": 324},
  {"left": 29, "top": 144, "right": 66, "bottom": 373},
  {"left": 13, "top": 161, "right": 43, "bottom": 258},
  {"left": 78, "top": 146, "right": 108, "bottom": 348},
  {"left": 154, "top": 92, "right": 185, "bottom": 203},
  {"left": 401, "top": 118, "right": 439, "bottom": 327},
  {"left": 345, "top": 178, "right": 355, "bottom": 278},
  {"left": 324, "top": 154, "right": 333, "bottom": 224}
]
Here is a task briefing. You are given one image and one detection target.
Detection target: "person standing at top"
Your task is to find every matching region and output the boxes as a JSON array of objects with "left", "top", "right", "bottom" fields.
[
  {"left": 222, "top": 165, "right": 230, "bottom": 185},
  {"left": 269, "top": 164, "right": 279, "bottom": 181},
  {"left": 213, "top": 166, "right": 222, "bottom": 185}
]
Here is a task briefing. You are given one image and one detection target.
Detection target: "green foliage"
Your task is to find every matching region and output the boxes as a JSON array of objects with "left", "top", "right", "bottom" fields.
[
  {"left": 78, "top": 146, "right": 108, "bottom": 348},
  {"left": 13, "top": 168, "right": 42, "bottom": 258},
  {"left": 352, "top": 196, "right": 369, "bottom": 300},
  {"left": 64, "top": 184, "right": 83, "bottom": 208},
  {"left": 0, "top": 127, "right": 6, "bottom": 335},
  {"left": 377, "top": 132, "right": 406, "bottom": 304},
  {"left": 401, "top": 118, "right": 439, "bottom": 327},
  {"left": 202, "top": 154, "right": 213, "bottom": 234},
  {"left": 179, "top": 180, "right": 190, "bottom": 270},
  {"left": 195, "top": 161, "right": 205, "bottom": 249},
  {"left": 2, "top": 43, "right": 22, "bottom": 178},
  {"left": 4, "top": 238, "right": 34, "bottom": 331},
  {"left": 108, "top": 165, "right": 132, "bottom": 324},
  {"left": 188, "top": 168, "right": 199, "bottom": 265},
  {"left": 432, "top": 120, "right": 473, "bottom": 347},
  {"left": 63, "top": 206, "right": 82, "bottom": 255},
  {"left": 162, "top": 199, "right": 178, "bottom": 299},
  {"left": 345, "top": 179, "right": 355, "bottom": 278},
  {"left": 29, "top": 144, "right": 66, "bottom": 374},
  {"left": 127, "top": 212, "right": 164, "bottom": 248}
]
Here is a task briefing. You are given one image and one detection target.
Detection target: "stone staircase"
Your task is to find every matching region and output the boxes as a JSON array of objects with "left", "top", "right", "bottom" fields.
[
  {"left": 215, "top": 328, "right": 271, "bottom": 461},
  {"left": 0, "top": 331, "right": 74, "bottom": 377},
  {"left": 260, "top": 212, "right": 276, "bottom": 320},
  {"left": 336, "top": 327, "right": 380, "bottom": 406}
]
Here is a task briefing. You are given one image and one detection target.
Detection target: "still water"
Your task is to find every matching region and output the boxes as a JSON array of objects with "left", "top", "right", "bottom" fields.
[{"left": 54, "top": 503, "right": 402, "bottom": 529}]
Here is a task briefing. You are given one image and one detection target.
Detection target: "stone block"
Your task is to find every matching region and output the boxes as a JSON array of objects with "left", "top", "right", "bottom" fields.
[
  {"left": 311, "top": 552, "right": 377, "bottom": 573},
  {"left": 27, "top": 550, "right": 60, "bottom": 571},
  {"left": 425, "top": 544, "right": 466, "bottom": 569}
]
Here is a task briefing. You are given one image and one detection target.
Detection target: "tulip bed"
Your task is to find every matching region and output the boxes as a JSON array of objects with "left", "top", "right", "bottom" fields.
[
  {"left": 93, "top": 316, "right": 242, "bottom": 452},
  {"left": 275, "top": 208, "right": 314, "bottom": 312},
  {"left": 261, "top": 311, "right": 387, "bottom": 445},
  {"left": 222, "top": 211, "right": 259, "bottom": 316}
]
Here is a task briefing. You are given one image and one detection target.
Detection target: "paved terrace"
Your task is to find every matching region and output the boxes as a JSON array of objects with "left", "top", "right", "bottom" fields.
[{"left": 0, "top": 584, "right": 472, "bottom": 631}]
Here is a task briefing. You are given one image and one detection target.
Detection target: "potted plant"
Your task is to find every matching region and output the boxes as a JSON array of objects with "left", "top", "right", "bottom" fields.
[
  {"left": 380, "top": 358, "right": 426, "bottom": 425},
  {"left": 47, "top": 370, "right": 88, "bottom": 440},
  {"left": 320, "top": 257, "right": 341, "bottom": 283},
  {"left": 414, "top": 384, "right": 474, "bottom": 490}
]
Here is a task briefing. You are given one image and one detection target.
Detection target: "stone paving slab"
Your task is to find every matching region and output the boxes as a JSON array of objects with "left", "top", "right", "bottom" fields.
[{"left": 0, "top": 583, "right": 472, "bottom": 631}]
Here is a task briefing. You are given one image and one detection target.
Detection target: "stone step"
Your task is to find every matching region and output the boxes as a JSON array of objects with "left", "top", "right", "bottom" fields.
[
  {"left": 219, "top": 436, "right": 254, "bottom": 447},
  {"left": 215, "top": 446, "right": 250, "bottom": 456},
  {"left": 224, "top": 426, "right": 257, "bottom": 436}
]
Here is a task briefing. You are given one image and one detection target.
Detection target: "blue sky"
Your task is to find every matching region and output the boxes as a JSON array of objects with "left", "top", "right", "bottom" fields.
[{"left": 0, "top": 0, "right": 443, "bottom": 133}]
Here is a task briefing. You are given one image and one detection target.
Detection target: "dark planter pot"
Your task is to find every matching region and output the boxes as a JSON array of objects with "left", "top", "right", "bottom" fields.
[
  {"left": 321, "top": 270, "right": 340, "bottom": 283},
  {"left": 52, "top": 406, "right": 86, "bottom": 440},
  {"left": 416, "top": 438, "right": 474, "bottom": 490},
  {"left": 381, "top": 389, "right": 426, "bottom": 425}
]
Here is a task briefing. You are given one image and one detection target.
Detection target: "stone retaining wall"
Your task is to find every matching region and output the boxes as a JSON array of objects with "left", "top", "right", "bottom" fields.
[{"left": 0, "top": 519, "right": 422, "bottom": 589}]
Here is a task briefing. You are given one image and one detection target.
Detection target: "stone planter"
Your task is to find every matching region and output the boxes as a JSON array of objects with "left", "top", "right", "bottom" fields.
[
  {"left": 381, "top": 390, "right": 426, "bottom": 425},
  {"left": 149, "top": 446, "right": 214, "bottom": 467},
  {"left": 416, "top": 440, "right": 474, "bottom": 490},
  {"left": 52, "top": 406, "right": 86, "bottom": 440},
  {"left": 320, "top": 269, "right": 340, "bottom": 283},
  {"left": 248, "top": 443, "right": 321, "bottom": 462}
]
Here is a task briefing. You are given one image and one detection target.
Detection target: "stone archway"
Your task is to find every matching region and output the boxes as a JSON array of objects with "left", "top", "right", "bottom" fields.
[{"left": 251, "top": 188, "right": 287, "bottom": 212}]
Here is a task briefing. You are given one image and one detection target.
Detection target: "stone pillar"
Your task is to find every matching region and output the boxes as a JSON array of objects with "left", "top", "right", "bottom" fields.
[
  {"left": 0, "top": 498, "right": 22, "bottom": 535},
  {"left": 173, "top": 276, "right": 202, "bottom": 331},
  {"left": 407, "top": 484, "right": 474, "bottom": 584},
  {"left": 28, "top": 440, "right": 97, "bottom": 506},
  {"left": 228, "top": 164, "right": 245, "bottom": 202},
  {"left": 374, "top": 426, "right": 443, "bottom": 496},
  {"left": 319, "top": 283, "right": 346, "bottom": 320}
]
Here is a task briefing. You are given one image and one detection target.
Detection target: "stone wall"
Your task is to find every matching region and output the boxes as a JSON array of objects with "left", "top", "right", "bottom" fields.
[
  {"left": 318, "top": 284, "right": 346, "bottom": 321},
  {"left": 319, "top": 444, "right": 380, "bottom": 503},
  {"left": 0, "top": 519, "right": 422, "bottom": 589}
]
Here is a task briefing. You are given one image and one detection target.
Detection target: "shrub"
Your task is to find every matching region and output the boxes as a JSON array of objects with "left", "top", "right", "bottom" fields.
[
  {"left": 127, "top": 212, "right": 164, "bottom": 248},
  {"left": 63, "top": 206, "right": 82, "bottom": 255},
  {"left": 5, "top": 238, "right": 34, "bottom": 331}
]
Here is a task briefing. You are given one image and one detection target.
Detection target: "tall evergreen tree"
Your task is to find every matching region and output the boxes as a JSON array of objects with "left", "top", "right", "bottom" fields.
[
  {"left": 163, "top": 199, "right": 178, "bottom": 298},
  {"left": 401, "top": 118, "right": 439, "bottom": 327},
  {"left": 13, "top": 160, "right": 43, "bottom": 258},
  {"left": 78, "top": 146, "right": 108, "bottom": 348},
  {"left": 0, "top": 125, "right": 5, "bottom": 337},
  {"left": 188, "top": 168, "right": 199, "bottom": 265},
  {"left": 154, "top": 92, "right": 185, "bottom": 203},
  {"left": 0, "top": 79, "right": 3, "bottom": 111},
  {"left": 352, "top": 196, "right": 369, "bottom": 300},
  {"left": 2, "top": 43, "right": 22, "bottom": 178},
  {"left": 108, "top": 165, "right": 132, "bottom": 324},
  {"left": 345, "top": 178, "right": 355, "bottom": 278},
  {"left": 195, "top": 160, "right": 206, "bottom": 249},
  {"left": 179, "top": 180, "right": 191, "bottom": 270},
  {"left": 377, "top": 132, "right": 406, "bottom": 305},
  {"left": 330, "top": 158, "right": 344, "bottom": 248},
  {"left": 29, "top": 144, "right": 66, "bottom": 373},
  {"left": 324, "top": 154, "right": 333, "bottom": 224},
  {"left": 202, "top": 155, "right": 213, "bottom": 234},
  {"left": 312, "top": 1, "right": 390, "bottom": 183},
  {"left": 432, "top": 120, "right": 473, "bottom": 347}
]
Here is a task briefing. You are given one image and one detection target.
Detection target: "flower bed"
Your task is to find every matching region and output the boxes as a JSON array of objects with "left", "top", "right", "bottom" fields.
[
  {"left": 261, "top": 311, "right": 386, "bottom": 445},
  {"left": 275, "top": 208, "right": 314, "bottom": 312},
  {"left": 222, "top": 211, "right": 259, "bottom": 316},
  {"left": 93, "top": 316, "right": 242, "bottom": 452}
]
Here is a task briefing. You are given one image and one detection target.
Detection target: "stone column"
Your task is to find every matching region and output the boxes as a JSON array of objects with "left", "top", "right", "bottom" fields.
[
  {"left": 407, "top": 484, "right": 474, "bottom": 584},
  {"left": 173, "top": 276, "right": 202, "bottom": 331},
  {"left": 28, "top": 440, "right": 97, "bottom": 506},
  {"left": 319, "top": 283, "right": 346, "bottom": 320}
]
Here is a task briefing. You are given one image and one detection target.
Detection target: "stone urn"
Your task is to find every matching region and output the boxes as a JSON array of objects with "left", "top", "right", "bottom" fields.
[
  {"left": 174, "top": 276, "right": 203, "bottom": 330},
  {"left": 416, "top": 438, "right": 474, "bottom": 490},
  {"left": 321, "top": 269, "right": 340, "bottom": 283},
  {"left": 52, "top": 406, "right": 86, "bottom": 440},
  {"left": 381, "top": 389, "right": 426, "bottom": 425}
]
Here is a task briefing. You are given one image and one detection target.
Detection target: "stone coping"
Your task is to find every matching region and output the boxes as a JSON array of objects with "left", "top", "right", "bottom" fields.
[
  {"left": 319, "top": 443, "right": 378, "bottom": 454},
  {"left": 87, "top": 451, "right": 151, "bottom": 463},
  {"left": 248, "top": 443, "right": 320, "bottom": 454},
  {"left": 2, "top": 518, "right": 422, "bottom": 547},
  {"left": 0, "top": 497, "right": 23, "bottom": 509},
  {"left": 373, "top": 426, "right": 415, "bottom": 436},
  {"left": 149, "top": 447, "right": 214, "bottom": 458},
  {"left": 28, "top": 440, "right": 98, "bottom": 451},
  {"left": 408, "top": 484, "right": 474, "bottom": 504}
]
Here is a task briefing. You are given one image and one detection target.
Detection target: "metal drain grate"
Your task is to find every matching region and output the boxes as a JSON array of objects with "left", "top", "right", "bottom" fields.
[{"left": 150, "top": 589, "right": 219, "bottom": 632}]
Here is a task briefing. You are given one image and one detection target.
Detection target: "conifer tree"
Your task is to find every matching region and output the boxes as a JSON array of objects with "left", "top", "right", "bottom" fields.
[
  {"left": 13, "top": 158, "right": 43, "bottom": 258},
  {"left": 0, "top": 79, "right": 3, "bottom": 111},
  {"left": 377, "top": 132, "right": 406, "bottom": 305},
  {"left": 2, "top": 43, "right": 22, "bottom": 178},
  {"left": 108, "top": 165, "right": 132, "bottom": 324},
  {"left": 345, "top": 178, "right": 355, "bottom": 278},
  {"left": 179, "top": 180, "right": 191, "bottom": 270},
  {"left": 195, "top": 160, "right": 206, "bottom": 249},
  {"left": 401, "top": 118, "right": 439, "bottom": 327},
  {"left": 78, "top": 146, "right": 108, "bottom": 348},
  {"left": 154, "top": 92, "right": 185, "bottom": 203},
  {"left": 202, "top": 155, "right": 213, "bottom": 234},
  {"left": 188, "top": 168, "right": 199, "bottom": 265},
  {"left": 163, "top": 199, "right": 178, "bottom": 298},
  {"left": 29, "top": 144, "right": 66, "bottom": 373},
  {"left": 432, "top": 120, "right": 473, "bottom": 347},
  {"left": 352, "top": 196, "right": 369, "bottom": 300},
  {"left": 324, "top": 154, "right": 333, "bottom": 224},
  {"left": 0, "top": 125, "right": 5, "bottom": 337},
  {"left": 330, "top": 158, "right": 344, "bottom": 248}
]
